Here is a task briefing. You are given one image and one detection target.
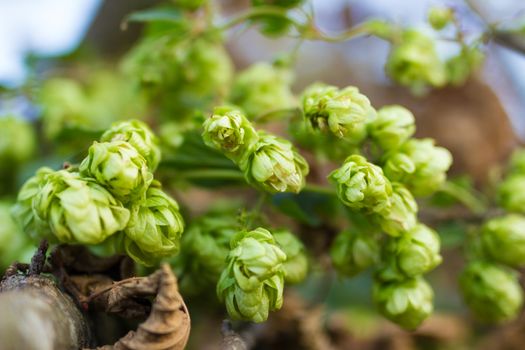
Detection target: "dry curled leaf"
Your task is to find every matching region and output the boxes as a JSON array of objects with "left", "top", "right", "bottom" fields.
[{"left": 89, "top": 264, "right": 190, "bottom": 350}]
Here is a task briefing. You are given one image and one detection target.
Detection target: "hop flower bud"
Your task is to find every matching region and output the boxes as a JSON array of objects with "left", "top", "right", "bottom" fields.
[
  {"left": 101, "top": 120, "right": 161, "bottom": 171},
  {"left": 174, "top": 210, "right": 238, "bottom": 294},
  {"left": 385, "top": 30, "right": 447, "bottom": 93},
  {"left": 301, "top": 83, "right": 376, "bottom": 140},
  {"left": 427, "top": 6, "right": 453, "bottom": 30},
  {"left": 0, "top": 116, "right": 35, "bottom": 169},
  {"left": 376, "top": 183, "right": 418, "bottom": 236},
  {"left": 379, "top": 224, "right": 442, "bottom": 279},
  {"left": 460, "top": 261, "right": 523, "bottom": 322},
  {"left": 498, "top": 175, "right": 525, "bottom": 213},
  {"left": 80, "top": 141, "right": 153, "bottom": 202},
  {"left": 117, "top": 184, "right": 184, "bottom": 266},
  {"left": 373, "top": 277, "right": 434, "bottom": 330},
  {"left": 11, "top": 167, "right": 54, "bottom": 241},
  {"left": 481, "top": 215, "right": 525, "bottom": 267},
  {"left": 230, "top": 63, "right": 295, "bottom": 118},
  {"left": 0, "top": 201, "right": 34, "bottom": 270},
  {"left": 30, "top": 170, "right": 130, "bottom": 244},
  {"left": 240, "top": 132, "right": 309, "bottom": 193},
  {"left": 508, "top": 148, "right": 525, "bottom": 174},
  {"left": 202, "top": 106, "right": 259, "bottom": 161},
  {"left": 329, "top": 155, "right": 392, "bottom": 215},
  {"left": 217, "top": 227, "right": 286, "bottom": 323},
  {"left": 368, "top": 105, "right": 415, "bottom": 151},
  {"left": 383, "top": 138, "right": 452, "bottom": 197},
  {"left": 330, "top": 230, "right": 380, "bottom": 277},
  {"left": 273, "top": 229, "right": 308, "bottom": 284}
]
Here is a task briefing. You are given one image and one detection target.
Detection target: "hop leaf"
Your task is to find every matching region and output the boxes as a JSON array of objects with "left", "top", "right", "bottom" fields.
[
  {"left": 240, "top": 132, "right": 309, "bottom": 193},
  {"left": 217, "top": 227, "right": 286, "bottom": 323},
  {"left": 301, "top": 83, "right": 375, "bottom": 140},
  {"left": 330, "top": 230, "right": 380, "bottom": 277},
  {"left": 250, "top": 0, "right": 304, "bottom": 36},
  {"left": 116, "top": 184, "right": 185, "bottom": 266},
  {"left": 230, "top": 62, "right": 296, "bottom": 118},
  {"left": 273, "top": 229, "right": 308, "bottom": 284},
  {"left": 460, "top": 261, "right": 524, "bottom": 323},
  {"left": 481, "top": 215, "right": 525, "bottom": 267},
  {"left": 375, "top": 183, "right": 418, "bottom": 236},
  {"left": 22, "top": 169, "right": 130, "bottom": 244},
  {"left": 329, "top": 155, "right": 392, "bottom": 215},
  {"left": 101, "top": 120, "right": 162, "bottom": 171},
  {"left": 0, "top": 115, "right": 35, "bottom": 169},
  {"left": 385, "top": 30, "right": 447, "bottom": 93},
  {"left": 373, "top": 277, "right": 434, "bottom": 330},
  {"left": 379, "top": 223, "right": 442, "bottom": 279},
  {"left": 383, "top": 138, "right": 452, "bottom": 197},
  {"left": 368, "top": 105, "right": 415, "bottom": 151},
  {"left": 80, "top": 141, "right": 154, "bottom": 203},
  {"left": 202, "top": 106, "right": 259, "bottom": 161}
]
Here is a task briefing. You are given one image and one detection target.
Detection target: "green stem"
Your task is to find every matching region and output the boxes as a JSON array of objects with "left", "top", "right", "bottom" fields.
[
  {"left": 303, "top": 23, "right": 372, "bottom": 43},
  {"left": 303, "top": 183, "right": 336, "bottom": 196},
  {"left": 439, "top": 181, "right": 487, "bottom": 215}
]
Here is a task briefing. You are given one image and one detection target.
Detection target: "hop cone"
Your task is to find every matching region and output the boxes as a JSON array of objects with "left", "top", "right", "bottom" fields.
[
  {"left": 0, "top": 115, "right": 35, "bottom": 169},
  {"left": 217, "top": 228, "right": 286, "bottom": 323},
  {"left": 274, "top": 229, "right": 308, "bottom": 284},
  {"left": 330, "top": 230, "right": 380, "bottom": 277},
  {"left": 498, "top": 175, "right": 525, "bottom": 213},
  {"left": 368, "top": 105, "right": 415, "bottom": 151},
  {"left": 481, "top": 214, "right": 525, "bottom": 267},
  {"left": 376, "top": 183, "right": 418, "bottom": 236}
]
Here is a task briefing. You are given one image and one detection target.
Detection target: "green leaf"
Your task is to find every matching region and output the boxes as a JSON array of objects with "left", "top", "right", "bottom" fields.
[
  {"left": 125, "top": 8, "right": 183, "bottom": 24},
  {"left": 271, "top": 191, "right": 339, "bottom": 226}
]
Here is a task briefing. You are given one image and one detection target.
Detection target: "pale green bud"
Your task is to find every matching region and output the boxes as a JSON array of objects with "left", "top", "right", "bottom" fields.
[
  {"left": 383, "top": 138, "right": 452, "bottom": 197},
  {"left": 386, "top": 30, "right": 447, "bottom": 93},
  {"left": 373, "top": 277, "right": 434, "bottom": 330},
  {"left": 101, "top": 120, "right": 161, "bottom": 171},
  {"left": 376, "top": 183, "right": 418, "bottom": 237},
  {"left": 217, "top": 227, "right": 286, "bottom": 323},
  {"left": 0, "top": 201, "right": 34, "bottom": 270},
  {"left": 301, "top": 83, "right": 375, "bottom": 140},
  {"left": 460, "top": 261, "right": 523, "bottom": 323},
  {"left": 379, "top": 223, "right": 442, "bottom": 279},
  {"left": 498, "top": 175, "right": 525, "bottom": 213},
  {"left": 202, "top": 106, "right": 259, "bottom": 161},
  {"left": 427, "top": 6, "right": 453, "bottom": 30},
  {"left": 446, "top": 46, "right": 484, "bottom": 86},
  {"left": 273, "top": 229, "right": 308, "bottom": 284},
  {"left": 12, "top": 167, "right": 56, "bottom": 241},
  {"left": 32, "top": 170, "right": 130, "bottom": 244},
  {"left": 368, "top": 105, "right": 415, "bottom": 151},
  {"left": 330, "top": 230, "right": 380, "bottom": 277},
  {"left": 508, "top": 148, "right": 525, "bottom": 174},
  {"left": 481, "top": 214, "right": 525, "bottom": 267},
  {"left": 230, "top": 62, "right": 295, "bottom": 118},
  {"left": 0, "top": 116, "right": 35, "bottom": 169},
  {"left": 80, "top": 141, "right": 153, "bottom": 202},
  {"left": 329, "top": 155, "right": 392, "bottom": 216},
  {"left": 117, "top": 184, "right": 184, "bottom": 266},
  {"left": 240, "top": 132, "right": 309, "bottom": 194}
]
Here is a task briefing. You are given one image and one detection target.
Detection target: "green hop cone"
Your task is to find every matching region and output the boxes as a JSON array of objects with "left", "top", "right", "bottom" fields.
[
  {"left": 368, "top": 105, "right": 415, "bottom": 151},
  {"left": 217, "top": 227, "right": 287, "bottom": 323},
  {"left": 460, "top": 261, "right": 523, "bottom": 323},
  {"left": 240, "top": 132, "right": 309, "bottom": 193},
  {"left": 12, "top": 167, "right": 54, "bottom": 240},
  {"left": 174, "top": 210, "right": 238, "bottom": 294},
  {"left": 117, "top": 183, "right": 184, "bottom": 266},
  {"left": 373, "top": 277, "right": 434, "bottom": 330},
  {"left": 230, "top": 62, "right": 295, "bottom": 118},
  {"left": 329, "top": 155, "right": 392, "bottom": 215},
  {"left": 383, "top": 138, "right": 452, "bottom": 197},
  {"left": 0, "top": 116, "right": 35, "bottom": 169},
  {"left": 446, "top": 46, "right": 484, "bottom": 86},
  {"left": 0, "top": 201, "right": 34, "bottom": 270},
  {"left": 379, "top": 223, "right": 442, "bottom": 279},
  {"left": 80, "top": 141, "right": 153, "bottom": 202},
  {"left": 427, "top": 6, "right": 453, "bottom": 30},
  {"left": 508, "top": 148, "right": 525, "bottom": 174},
  {"left": 376, "top": 183, "right": 418, "bottom": 236},
  {"left": 273, "top": 229, "right": 308, "bottom": 284},
  {"left": 202, "top": 106, "right": 259, "bottom": 161},
  {"left": 481, "top": 214, "right": 525, "bottom": 267},
  {"left": 101, "top": 120, "right": 161, "bottom": 171},
  {"left": 498, "top": 175, "right": 525, "bottom": 213},
  {"left": 31, "top": 169, "right": 130, "bottom": 244},
  {"left": 386, "top": 30, "right": 447, "bottom": 93},
  {"left": 301, "top": 83, "right": 376, "bottom": 141},
  {"left": 330, "top": 230, "right": 380, "bottom": 277}
]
